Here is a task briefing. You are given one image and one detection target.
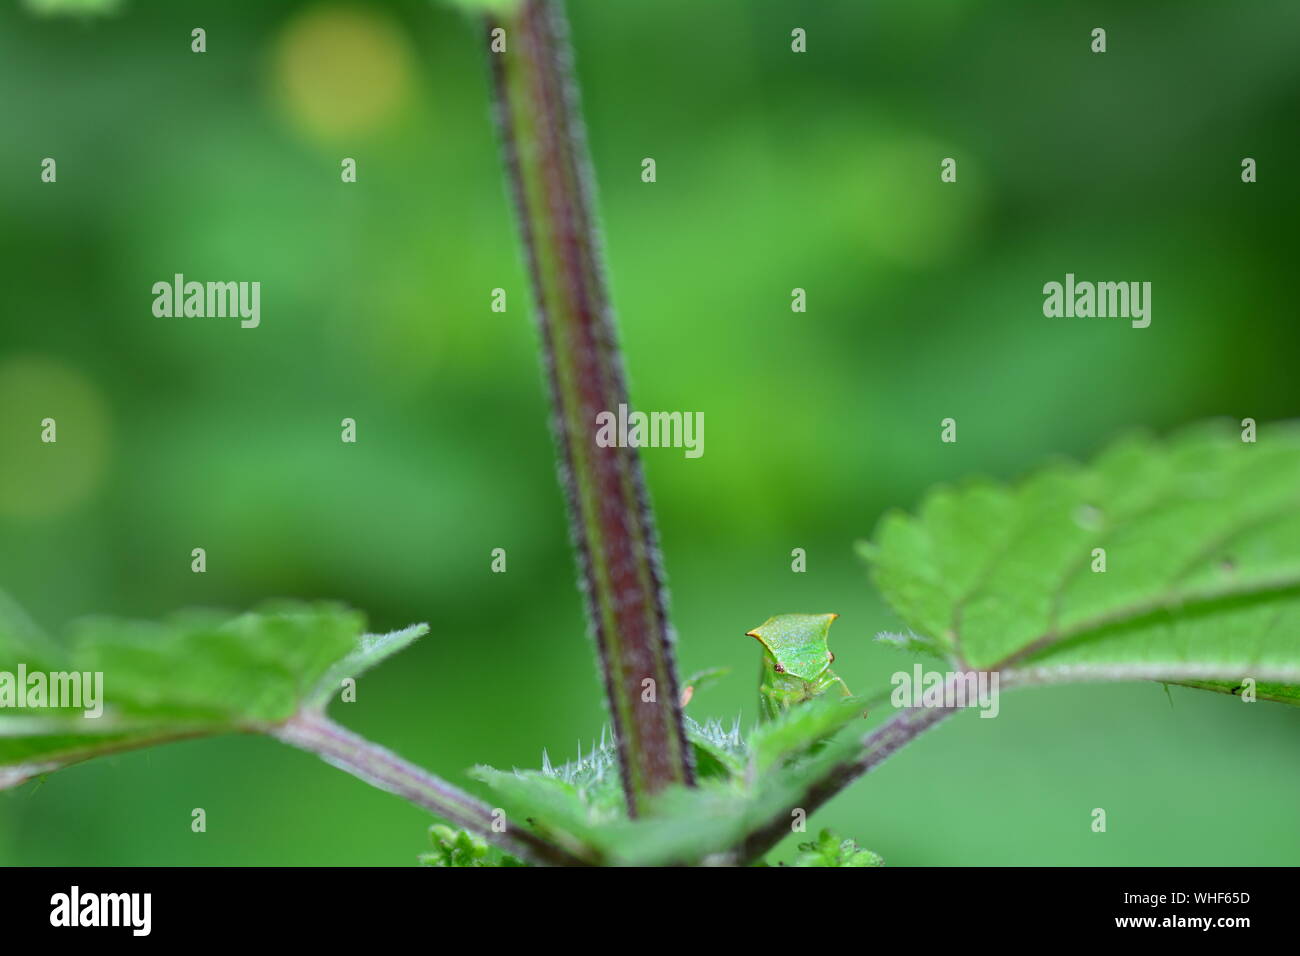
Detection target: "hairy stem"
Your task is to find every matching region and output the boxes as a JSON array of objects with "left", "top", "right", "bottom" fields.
[
  {"left": 485, "top": 0, "right": 693, "bottom": 813},
  {"left": 273, "top": 711, "right": 591, "bottom": 866}
]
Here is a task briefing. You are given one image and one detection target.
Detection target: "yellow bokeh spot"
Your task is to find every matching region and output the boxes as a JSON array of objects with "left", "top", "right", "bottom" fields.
[
  {"left": 0, "top": 357, "right": 110, "bottom": 520},
  {"left": 271, "top": 3, "right": 414, "bottom": 142}
]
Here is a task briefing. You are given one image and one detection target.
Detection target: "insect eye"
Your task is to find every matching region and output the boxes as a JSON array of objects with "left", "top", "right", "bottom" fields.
[
  {"left": 828, "top": 652, "right": 835, "bottom": 663},
  {"left": 774, "top": 663, "right": 786, "bottom": 674}
]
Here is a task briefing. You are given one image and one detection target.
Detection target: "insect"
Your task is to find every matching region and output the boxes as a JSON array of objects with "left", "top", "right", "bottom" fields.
[{"left": 747, "top": 613, "right": 853, "bottom": 722}]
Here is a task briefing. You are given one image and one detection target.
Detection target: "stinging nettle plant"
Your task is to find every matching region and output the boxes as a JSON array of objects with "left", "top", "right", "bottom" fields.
[{"left": 4, "top": 0, "right": 1299, "bottom": 867}]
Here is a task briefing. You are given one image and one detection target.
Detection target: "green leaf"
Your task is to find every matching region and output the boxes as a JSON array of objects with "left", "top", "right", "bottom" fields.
[
  {"left": 602, "top": 725, "right": 866, "bottom": 866},
  {"left": 863, "top": 421, "right": 1300, "bottom": 701},
  {"left": 419, "top": 824, "right": 526, "bottom": 867},
  {"left": 1168, "top": 679, "right": 1300, "bottom": 706},
  {"left": 471, "top": 703, "right": 873, "bottom": 865},
  {"left": 786, "top": 829, "right": 884, "bottom": 867},
  {"left": 748, "top": 694, "right": 867, "bottom": 774},
  {"left": 0, "top": 602, "right": 427, "bottom": 788},
  {"left": 468, "top": 763, "right": 613, "bottom": 862},
  {"left": 304, "top": 622, "right": 429, "bottom": 713},
  {"left": 874, "top": 628, "right": 948, "bottom": 660},
  {"left": 684, "top": 716, "right": 746, "bottom": 781}
]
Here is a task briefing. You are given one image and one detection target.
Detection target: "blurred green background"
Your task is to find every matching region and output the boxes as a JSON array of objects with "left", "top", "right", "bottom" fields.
[{"left": 2, "top": 0, "right": 1297, "bottom": 865}]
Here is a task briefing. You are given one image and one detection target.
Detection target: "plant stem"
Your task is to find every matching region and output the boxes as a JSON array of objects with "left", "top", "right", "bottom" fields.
[
  {"left": 737, "top": 704, "right": 957, "bottom": 864},
  {"left": 272, "top": 711, "right": 591, "bottom": 866},
  {"left": 485, "top": 0, "right": 693, "bottom": 814}
]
